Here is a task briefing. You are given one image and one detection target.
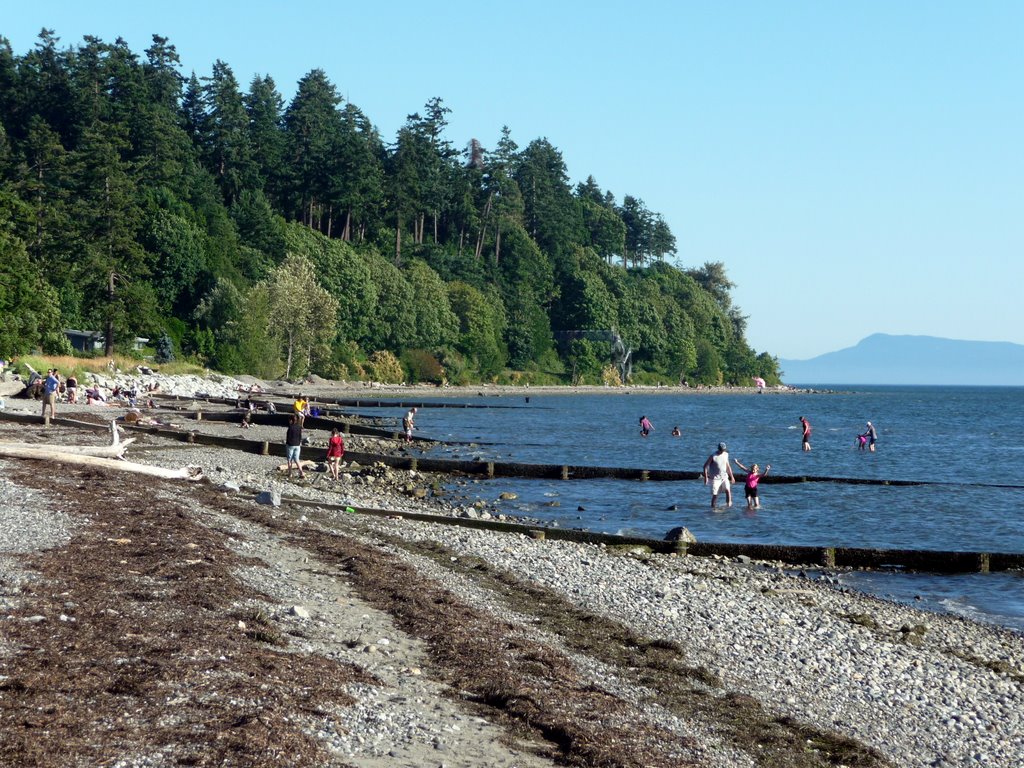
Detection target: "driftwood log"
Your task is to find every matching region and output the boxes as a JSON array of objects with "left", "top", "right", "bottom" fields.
[
  {"left": 0, "top": 420, "right": 201, "bottom": 480},
  {"left": 0, "top": 421, "right": 135, "bottom": 459}
]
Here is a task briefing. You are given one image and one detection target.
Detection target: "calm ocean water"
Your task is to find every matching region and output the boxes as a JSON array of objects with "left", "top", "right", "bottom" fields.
[{"left": 364, "top": 386, "right": 1024, "bottom": 631}]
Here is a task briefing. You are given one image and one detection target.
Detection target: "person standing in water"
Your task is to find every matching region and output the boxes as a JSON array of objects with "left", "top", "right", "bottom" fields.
[
  {"left": 799, "top": 416, "right": 812, "bottom": 451},
  {"left": 702, "top": 442, "right": 735, "bottom": 510},
  {"left": 403, "top": 407, "right": 417, "bottom": 443},
  {"left": 865, "top": 421, "right": 877, "bottom": 452},
  {"left": 639, "top": 415, "right": 654, "bottom": 437},
  {"left": 733, "top": 458, "right": 771, "bottom": 510}
]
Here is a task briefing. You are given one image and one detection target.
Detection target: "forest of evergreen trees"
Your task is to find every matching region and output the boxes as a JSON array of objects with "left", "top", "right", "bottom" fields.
[{"left": 0, "top": 30, "right": 780, "bottom": 386}]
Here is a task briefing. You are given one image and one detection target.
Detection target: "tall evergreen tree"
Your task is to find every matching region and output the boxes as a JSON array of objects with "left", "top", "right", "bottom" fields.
[
  {"left": 203, "top": 60, "right": 256, "bottom": 204},
  {"left": 283, "top": 68, "right": 343, "bottom": 231}
]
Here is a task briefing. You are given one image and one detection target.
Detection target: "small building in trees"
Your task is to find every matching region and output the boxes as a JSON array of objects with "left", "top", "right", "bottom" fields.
[{"left": 64, "top": 330, "right": 150, "bottom": 353}]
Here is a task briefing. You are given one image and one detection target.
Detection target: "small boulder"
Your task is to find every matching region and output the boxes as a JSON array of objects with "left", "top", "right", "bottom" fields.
[
  {"left": 664, "top": 526, "right": 697, "bottom": 544},
  {"left": 255, "top": 490, "right": 281, "bottom": 507}
]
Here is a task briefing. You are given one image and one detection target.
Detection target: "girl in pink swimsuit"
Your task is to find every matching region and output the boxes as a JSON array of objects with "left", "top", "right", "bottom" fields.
[{"left": 733, "top": 459, "right": 771, "bottom": 509}]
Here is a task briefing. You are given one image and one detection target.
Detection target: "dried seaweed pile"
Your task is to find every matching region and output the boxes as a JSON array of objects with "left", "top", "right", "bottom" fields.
[{"left": 0, "top": 467, "right": 371, "bottom": 767}]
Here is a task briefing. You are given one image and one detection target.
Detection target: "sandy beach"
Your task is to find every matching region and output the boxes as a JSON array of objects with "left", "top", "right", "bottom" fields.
[{"left": 0, "top": 373, "right": 1020, "bottom": 767}]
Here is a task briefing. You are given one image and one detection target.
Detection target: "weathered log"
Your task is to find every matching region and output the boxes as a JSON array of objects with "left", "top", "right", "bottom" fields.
[
  {"left": 0, "top": 420, "right": 134, "bottom": 459},
  {"left": 0, "top": 447, "right": 202, "bottom": 480}
]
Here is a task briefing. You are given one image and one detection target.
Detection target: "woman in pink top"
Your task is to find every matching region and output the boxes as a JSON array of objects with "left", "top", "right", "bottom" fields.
[{"left": 733, "top": 459, "right": 771, "bottom": 509}]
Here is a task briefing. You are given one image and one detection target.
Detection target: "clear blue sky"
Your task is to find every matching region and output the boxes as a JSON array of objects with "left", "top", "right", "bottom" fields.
[{"left": 5, "top": 1, "right": 1023, "bottom": 360}]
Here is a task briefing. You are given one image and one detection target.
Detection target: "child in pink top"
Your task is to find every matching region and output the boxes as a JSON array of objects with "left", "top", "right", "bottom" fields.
[{"left": 733, "top": 459, "right": 771, "bottom": 510}]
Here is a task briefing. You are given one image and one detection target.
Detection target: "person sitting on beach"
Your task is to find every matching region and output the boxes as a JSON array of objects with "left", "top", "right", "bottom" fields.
[
  {"left": 733, "top": 458, "right": 770, "bottom": 510},
  {"left": 293, "top": 395, "right": 308, "bottom": 424}
]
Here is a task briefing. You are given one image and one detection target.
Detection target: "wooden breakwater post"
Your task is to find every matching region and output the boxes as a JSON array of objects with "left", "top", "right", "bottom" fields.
[
  {"left": 261, "top": 441, "right": 270, "bottom": 456},
  {"left": 561, "top": 465, "right": 569, "bottom": 480}
]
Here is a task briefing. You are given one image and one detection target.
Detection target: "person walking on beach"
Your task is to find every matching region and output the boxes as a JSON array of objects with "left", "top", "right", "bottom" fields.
[
  {"left": 285, "top": 415, "right": 305, "bottom": 479},
  {"left": 864, "top": 421, "right": 877, "bottom": 452},
  {"left": 733, "top": 458, "right": 770, "bottom": 510},
  {"left": 799, "top": 416, "right": 812, "bottom": 451},
  {"left": 639, "top": 415, "right": 654, "bottom": 437},
  {"left": 42, "top": 369, "right": 60, "bottom": 421},
  {"left": 702, "top": 442, "right": 735, "bottom": 510},
  {"left": 326, "top": 427, "right": 345, "bottom": 480},
  {"left": 403, "top": 407, "right": 417, "bottom": 443}
]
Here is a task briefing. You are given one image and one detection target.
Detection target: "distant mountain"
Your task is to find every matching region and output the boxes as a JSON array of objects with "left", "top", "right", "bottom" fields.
[{"left": 779, "top": 334, "right": 1024, "bottom": 386}]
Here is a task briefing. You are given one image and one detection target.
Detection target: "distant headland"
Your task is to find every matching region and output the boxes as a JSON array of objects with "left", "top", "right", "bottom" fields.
[{"left": 779, "top": 334, "right": 1024, "bottom": 386}]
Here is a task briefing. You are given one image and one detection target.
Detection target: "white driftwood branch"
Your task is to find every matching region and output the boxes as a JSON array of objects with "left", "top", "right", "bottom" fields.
[
  {"left": 0, "top": 446, "right": 202, "bottom": 480},
  {"left": 0, "top": 420, "right": 134, "bottom": 459}
]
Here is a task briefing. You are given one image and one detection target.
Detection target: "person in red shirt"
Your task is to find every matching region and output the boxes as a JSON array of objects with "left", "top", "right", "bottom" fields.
[
  {"left": 326, "top": 427, "right": 345, "bottom": 480},
  {"left": 799, "top": 416, "right": 812, "bottom": 451}
]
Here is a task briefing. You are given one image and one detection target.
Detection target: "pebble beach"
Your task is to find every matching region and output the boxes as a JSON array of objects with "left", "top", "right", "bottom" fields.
[{"left": 1, "top": 371, "right": 1021, "bottom": 767}]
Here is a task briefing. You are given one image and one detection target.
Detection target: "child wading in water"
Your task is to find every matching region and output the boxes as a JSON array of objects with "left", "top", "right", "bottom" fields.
[{"left": 733, "top": 459, "right": 771, "bottom": 510}]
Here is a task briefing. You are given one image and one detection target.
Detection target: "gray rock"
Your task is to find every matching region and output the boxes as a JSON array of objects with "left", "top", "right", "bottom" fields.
[
  {"left": 255, "top": 490, "right": 281, "bottom": 507},
  {"left": 664, "top": 526, "right": 697, "bottom": 544}
]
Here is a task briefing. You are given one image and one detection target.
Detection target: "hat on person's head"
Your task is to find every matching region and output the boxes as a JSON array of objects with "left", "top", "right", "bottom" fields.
[
  {"left": 718, "top": 442, "right": 727, "bottom": 451},
  {"left": 866, "top": 421, "right": 872, "bottom": 426}
]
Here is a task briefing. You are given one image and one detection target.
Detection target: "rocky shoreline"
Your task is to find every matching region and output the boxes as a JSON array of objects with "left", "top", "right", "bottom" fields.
[{"left": 1, "top": 375, "right": 1021, "bottom": 767}]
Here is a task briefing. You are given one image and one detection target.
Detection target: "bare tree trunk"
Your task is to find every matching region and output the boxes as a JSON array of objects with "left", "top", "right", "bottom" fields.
[
  {"left": 285, "top": 329, "right": 295, "bottom": 380},
  {"left": 342, "top": 210, "right": 352, "bottom": 241},
  {"left": 494, "top": 222, "right": 501, "bottom": 266},
  {"left": 104, "top": 270, "right": 116, "bottom": 357},
  {"left": 475, "top": 192, "right": 493, "bottom": 260},
  {"left": 394, "top": 212, "right": 402, "bottom": 266},
  {"left": 327, "top": 204, "right": 333, "bottom": 238},
  {"left": 458, "top": 227, "right": 464, "bottom": 258}
]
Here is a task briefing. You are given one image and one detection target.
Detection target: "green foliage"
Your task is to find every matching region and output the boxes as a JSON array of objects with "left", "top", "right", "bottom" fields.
[
  {"left": 401, "top": 348, "right": 445, "bottom": 384},
  {"left": 155, "top": 330, "right": 175, "bottom": 362},
  {"left": 448, "top": 281, "right": 507, "bottom": 377},
  {"left": 266, "top": 253, "right": 339, "bottom": 379},
  {"left": 0, "top": 231, "right": 62, "bottom": 357},
  {"left": 367, "top": 349, "right": 404, "bottom": 383},
  {"left": 0, "top": 31, "right": 779, "bottom": 385}
]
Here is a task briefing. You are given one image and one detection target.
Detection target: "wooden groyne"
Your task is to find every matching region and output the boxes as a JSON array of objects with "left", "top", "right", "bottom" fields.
[{"left": 3, "top": 409, "right": 1023, "bottom": 575}]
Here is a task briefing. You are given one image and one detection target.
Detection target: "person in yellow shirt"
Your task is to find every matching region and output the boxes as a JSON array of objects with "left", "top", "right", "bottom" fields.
[{"left": 293, "top": 395, "right": 308, "bottom": 424}]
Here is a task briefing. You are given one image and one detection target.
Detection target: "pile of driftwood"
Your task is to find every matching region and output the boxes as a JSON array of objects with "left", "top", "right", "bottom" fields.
[{"left": 0, "top": 420, "right": 202, "bottom": 481}]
